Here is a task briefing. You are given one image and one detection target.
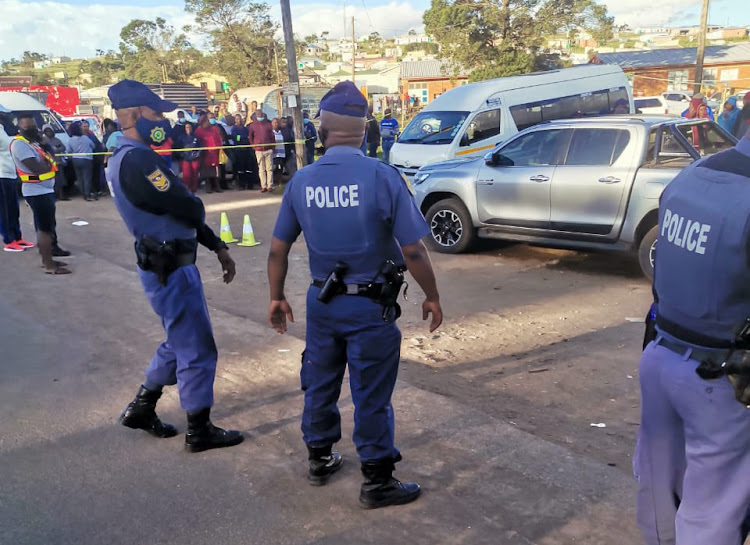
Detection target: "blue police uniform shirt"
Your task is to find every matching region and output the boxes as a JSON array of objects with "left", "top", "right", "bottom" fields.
[
  {"left": 107, "top": 136, "right": 222, "bottom": 251},
  {"left": 655, "top": 135, "right": 750, "bottom": 345},
  {"left": 380, "top": 118, "right": 399, "bottom": 142},
  {"left": 272, "top": 145, "right": 429, "bottom": 284}
]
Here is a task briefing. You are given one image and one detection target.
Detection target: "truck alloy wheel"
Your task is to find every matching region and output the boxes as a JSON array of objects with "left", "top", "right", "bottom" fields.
[{"left": 425, "top": 199, "right": 476, "bottom": 254}]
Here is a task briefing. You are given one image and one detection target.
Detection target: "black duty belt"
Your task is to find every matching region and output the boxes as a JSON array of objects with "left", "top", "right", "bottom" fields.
[
  {"left": 655, "top": 336, "right": 732, "bottom": 364},
  {"left": 174, "top": 252, "right": 197, "bottom": 267},
  {"left": 311, "top": 280, "right": 383, "bottom": 299}
]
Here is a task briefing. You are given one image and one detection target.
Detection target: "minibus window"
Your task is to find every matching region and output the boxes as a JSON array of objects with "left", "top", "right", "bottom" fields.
[
  {"left": 461, "top": 108, "right": 502, "bottom": 147},
  {"left": 399, "top": 111, "right": 469, "bottom": 145}
]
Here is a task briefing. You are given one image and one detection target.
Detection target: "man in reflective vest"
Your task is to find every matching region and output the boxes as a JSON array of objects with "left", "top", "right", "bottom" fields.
[{"left": 9, "top": 114, "right": 71, "bottom": 274}]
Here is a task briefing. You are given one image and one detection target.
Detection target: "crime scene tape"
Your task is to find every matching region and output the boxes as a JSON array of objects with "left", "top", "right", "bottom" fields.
[{"left": 57, "top": 140, "right": 309, "bottom": 157}]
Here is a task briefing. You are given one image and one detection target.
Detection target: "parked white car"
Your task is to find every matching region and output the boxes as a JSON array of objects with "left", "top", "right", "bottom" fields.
[
  {"left": 661, "top": 91, "right": 692, "bottom": 115},
  {"left": 635, "top": 96, "right": 672, "bottom": 115}
]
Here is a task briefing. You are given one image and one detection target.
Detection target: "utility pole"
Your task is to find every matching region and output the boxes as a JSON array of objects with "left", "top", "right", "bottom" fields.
[
  {"left": 693, "top": 0, "right": 710, "bottom": 95},
  {"left": 280, "top": 0, "right": 305, "bottom": 170},
  {"left": 351, "top": 16, "right": 356, "bottom": 83}
]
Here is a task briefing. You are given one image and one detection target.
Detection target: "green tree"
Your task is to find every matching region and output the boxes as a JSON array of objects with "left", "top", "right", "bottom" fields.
[
  {"left": 423, "top": 0, "right": 614, "bottom": 81},
  {"left": 119, "top": 17, "right": 202, "bottom": 83},
  {"left": 185, "top": 0, "right": 280, "bottom": 87}
]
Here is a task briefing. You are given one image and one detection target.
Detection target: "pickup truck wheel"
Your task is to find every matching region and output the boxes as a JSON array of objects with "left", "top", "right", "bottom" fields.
[
  {"left": 425, "top": 199, "right": 476, "bottom": 254},
  {"left": 638, "top": 226, "right": 658, "bottom": 280}
]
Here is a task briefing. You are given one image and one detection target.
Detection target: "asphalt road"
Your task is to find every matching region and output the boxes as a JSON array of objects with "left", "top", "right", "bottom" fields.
[{"left": 1, "top": 190, "right": 654, "bottom": 545}]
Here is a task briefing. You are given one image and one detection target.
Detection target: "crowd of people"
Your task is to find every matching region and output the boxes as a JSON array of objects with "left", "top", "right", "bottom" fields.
[{"left": 683, "top": 91, "right": 750, "bottom": 139}]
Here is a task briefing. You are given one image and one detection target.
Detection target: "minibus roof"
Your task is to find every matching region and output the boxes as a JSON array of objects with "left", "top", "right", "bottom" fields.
[{"left": 422, "top": 64, "right": 626, "bottom": 113}]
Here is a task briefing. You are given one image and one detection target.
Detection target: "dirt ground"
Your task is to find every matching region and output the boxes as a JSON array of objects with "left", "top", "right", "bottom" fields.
[{"left": 0, "top": 188, "right": 657, "bottom": 544}]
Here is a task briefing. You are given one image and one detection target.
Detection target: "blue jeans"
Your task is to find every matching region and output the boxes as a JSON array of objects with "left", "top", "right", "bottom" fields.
[
  {"left": 382, "top": 141, "right": 394, "bottom": 164},
  {"left": 139, "top": 265, "right": 218, "bottom": 412},
  {"left": 0, "top": 177, "right": 22, "bottom": 244},
  {"left": 301, "top": 286, "right": 402, "bottom": 462},
  {"left": 72, "top": 158, "right": 94, "bottom": 198},
  {"left": 635, "top": 339, "right": 750, "bottom": 545}
]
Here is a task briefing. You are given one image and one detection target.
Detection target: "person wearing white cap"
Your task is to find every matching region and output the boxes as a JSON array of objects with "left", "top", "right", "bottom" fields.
[{"left": 0, "top": 105, "right": 34, "bottom": 253}]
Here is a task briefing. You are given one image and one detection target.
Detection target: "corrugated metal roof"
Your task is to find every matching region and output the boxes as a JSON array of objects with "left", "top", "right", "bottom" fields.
[
  {"left": 400, "top": 59, "right": 468, "bottom": 79},
  {"left": 595, "top": 43, "right": 750, "bottom": 69}
]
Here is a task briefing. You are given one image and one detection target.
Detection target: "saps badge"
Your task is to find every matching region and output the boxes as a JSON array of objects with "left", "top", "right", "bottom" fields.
[{"left": 147, "top": 168, "right": 171, "bottom": 192}]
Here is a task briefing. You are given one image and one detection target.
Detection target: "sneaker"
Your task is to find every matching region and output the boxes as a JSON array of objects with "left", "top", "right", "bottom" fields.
[
  {"left": 260, "top": 188, "right": 267, "bottom": 193},
  {"left": 4, "top": 241, "right": 24, "bottom": 252},
  {"left": 16, "top": 238, "right": 35, "bottom": 249}
]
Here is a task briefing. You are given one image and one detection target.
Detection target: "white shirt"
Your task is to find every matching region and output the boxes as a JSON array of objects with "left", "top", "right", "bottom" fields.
[{"left": 0, "top": 126, "right": 18, "bottom": 179}]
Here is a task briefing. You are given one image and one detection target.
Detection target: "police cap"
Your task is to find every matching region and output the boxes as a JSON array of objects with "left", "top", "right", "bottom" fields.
[
  {"left": 108, "top": 79, "right": 178, "bottom": 112},
  {"left": 317, "top": 81, "right": 367, "bottom": 118}
]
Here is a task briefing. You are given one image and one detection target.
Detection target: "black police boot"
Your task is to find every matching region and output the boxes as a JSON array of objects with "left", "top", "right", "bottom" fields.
[
  {"left": 119, "top": 385, "right": 178, "bottom": 438},
  {"left": 307, "top": 445, "right": 343, "bottom": 486},
  {"left": 51, "top": 245, "right": 71, "bottom": 257},
  {"left": 359, "top": 457, "right": 421, "bottom": 509},
  {"left": 184, "top": 408, "right": 243, "bottom": 453}
]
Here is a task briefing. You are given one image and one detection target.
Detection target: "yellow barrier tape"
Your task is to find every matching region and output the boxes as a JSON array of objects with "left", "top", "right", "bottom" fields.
[{"left": 58, "top": 140, "right": 309, "bottom": 157}]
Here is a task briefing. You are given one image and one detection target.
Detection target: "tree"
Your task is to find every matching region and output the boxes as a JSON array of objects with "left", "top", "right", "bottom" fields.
[
  {"left": 185, "top": 0, "right": 280, "bottom": 88},
  {"left": 119, "top": 17, "right": 202, "bottom": 83},
  {"left": 22, "top": 51, "right": 46, "bottom": 67},
  {"left": 423, "top": 0, "right": 614, "bottom": 81}
]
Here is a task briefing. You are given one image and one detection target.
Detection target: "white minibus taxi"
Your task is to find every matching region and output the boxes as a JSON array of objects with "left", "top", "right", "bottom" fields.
[
  {"left": 390, "top": 64, "right": 633, "bottom": 178},
  {"left": 0, "top": 91, "right": 70, "bottom": 147}
]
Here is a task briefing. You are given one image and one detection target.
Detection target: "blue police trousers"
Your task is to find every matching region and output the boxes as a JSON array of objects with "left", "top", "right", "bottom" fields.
[
  {"left": 302, "top": 286, "right": 402, "bottom": 462},
  {"left": 139, "top": 265, "right": 217, "bottom": 412},
  {"left": 634, "top": 341, "right": 750, "bottom": 545}
]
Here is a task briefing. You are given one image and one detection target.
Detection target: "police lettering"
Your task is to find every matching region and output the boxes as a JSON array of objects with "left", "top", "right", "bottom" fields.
[
  {"left": 305, "top": 185, "right": 360, "bottom": 208},
  {"left": 661, "top": 208, "right": 711, "bottom": 255}
]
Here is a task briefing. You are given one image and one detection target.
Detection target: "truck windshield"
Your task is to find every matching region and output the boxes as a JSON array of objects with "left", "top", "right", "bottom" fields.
[{"left": 398, "top": 111, "right": 469, "bottom": 145}]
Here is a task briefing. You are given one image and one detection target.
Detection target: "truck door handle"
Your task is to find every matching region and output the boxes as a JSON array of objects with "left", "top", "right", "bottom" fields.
[
  {"left": 598, "top": 176, "right": 622, "bottom": 184},
  {"left": 529, "top": 175, "right": 549, "bottom": 182}
]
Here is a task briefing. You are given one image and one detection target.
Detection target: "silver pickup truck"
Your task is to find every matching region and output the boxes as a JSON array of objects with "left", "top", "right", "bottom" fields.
[{"left": 412, "top": 116, "right": 737, "bottom": 278}]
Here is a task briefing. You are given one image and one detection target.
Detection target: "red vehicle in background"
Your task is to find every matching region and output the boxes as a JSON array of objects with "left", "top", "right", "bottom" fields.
[{"left": 0, "top": 86, "right": 80, "bottom": 116}]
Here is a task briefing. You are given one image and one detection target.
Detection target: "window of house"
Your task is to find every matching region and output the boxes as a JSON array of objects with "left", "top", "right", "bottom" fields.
[
  {"left": 667, "top": 70, "right": 690, "bottom": 91},
  {"left": 703, "top": 68, "right": 717, "bottom": 87}
]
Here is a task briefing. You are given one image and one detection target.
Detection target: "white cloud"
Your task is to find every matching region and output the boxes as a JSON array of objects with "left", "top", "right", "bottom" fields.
[
  {"left": 597, "top": 0, "right": 737, "bottom": 28},
  {"left": 0, "top": 0, "right": 424, "bottom": 62}
]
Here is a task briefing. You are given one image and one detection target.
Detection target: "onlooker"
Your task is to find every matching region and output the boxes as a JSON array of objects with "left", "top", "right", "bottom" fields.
[
  {"left": 248, "top": 109, "right": 275, "bottom": 192},
  {"left": 735, "top": 94, "right": 750, "bottom": 139},
  {"left": 279, "top": 117, "right": 296, "bottom": 176},
  {"left": 67, "top": 121, "right": 96, "bottom": 200},
  {"left": 272, "top": 118, "right": 286, "bottom": 188},
  {"left": 194, "top": 113, "right": 223, "bottom": 193},
  {"left": 230, "top": 94, "right": 247, "bottom": 117},
  {"left": 178, "top": 122, "right": 202, "bottom": 194},
  {"left": 42, "top": 125, "right": 69, "bottom": 201},
  {"left": 0, "top": 105, "right": 31, "bottom": 252},
  {"left": 105, "top": 124, "right": 123, "bottom": 152},
  {"left": 82, "top": 120, "right": 106, "bottom": 196},
  {"left": 302, "top": 110, "right": 317, "bottom": 165},
  {"left": 366, "top": 110, "right": 380, "bottom": 158},
  {"left": 681, "top": 93, "right": 715, "bottom": 120},
  {"left": 249, "top": 101, "right": 259, "bottom": 122},
  {"left": 10, "top": 114, "right": 71, "bottom": 274},
  {"left": 380, "top": 109, "right": 399, "bottom": 164},
  {"left": 718, "top": 97, "right": 740, "bottom": 135},
  {"left": 231, "top": 113, "right": 253, "bottom": 189},
  {"left": 245, "top": 118, "right": 261, "bottom": 188}
]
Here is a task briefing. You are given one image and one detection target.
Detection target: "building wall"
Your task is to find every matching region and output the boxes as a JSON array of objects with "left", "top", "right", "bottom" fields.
[
  {"left": 401, "top": 76, "right": 469, "bottom": 105},
  {"left": 628, "top": 63, "right": 750, "bottom": 96}
]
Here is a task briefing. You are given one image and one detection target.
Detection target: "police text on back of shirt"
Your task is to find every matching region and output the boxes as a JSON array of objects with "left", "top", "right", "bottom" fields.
[
  {"left": 661, "top": 208, "right": 711, "bottom": 254},
  {"left": 306, "top": 185, "right": 360, "bottom": 208}
]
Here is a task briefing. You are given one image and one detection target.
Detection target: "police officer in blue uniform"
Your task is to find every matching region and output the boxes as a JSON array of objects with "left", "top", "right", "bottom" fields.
[
  {"left": 107, "top": 80, "right": 243, "bottom": 453},
  {"left": 635, "top": 126, "right": 750, "bottom": 545},
  {"left": 267, "top": 81, "right": 443, "bottom": 509}
]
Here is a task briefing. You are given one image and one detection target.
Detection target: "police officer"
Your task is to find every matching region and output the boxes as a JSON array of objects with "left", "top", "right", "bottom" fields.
[
  {"left": 107, "top": 80, "right": 243, "bottom": 453},
  {"left": 267, "top": 81, "right": 443, "bottom": 509},
  {"left": 635, "top": 126, "right": 750, "bottom": 544}
]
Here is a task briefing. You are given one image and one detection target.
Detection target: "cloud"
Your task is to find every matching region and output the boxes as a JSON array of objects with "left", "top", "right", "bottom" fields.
[
  {"left": 0, "top": 0, "right": 423, "bottom": 62},
  {"left": 598, "top": 0, "right": 737, "bottom": 27},
  {"left": 0, "top": 1, "right": 194, "bottom": 61}
]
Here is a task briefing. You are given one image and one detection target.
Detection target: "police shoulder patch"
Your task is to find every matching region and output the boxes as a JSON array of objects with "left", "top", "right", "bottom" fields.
[{"left": 147, "top": 168, "right": 170, "bottom": 192}]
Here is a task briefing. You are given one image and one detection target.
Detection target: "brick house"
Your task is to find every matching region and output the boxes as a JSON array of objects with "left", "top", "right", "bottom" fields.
[
  {"left": 399, "top": 60, "right": 469, "bottom": 106},
  {"left": 590, "top": 43, "right": 750, "bottom": 97}
]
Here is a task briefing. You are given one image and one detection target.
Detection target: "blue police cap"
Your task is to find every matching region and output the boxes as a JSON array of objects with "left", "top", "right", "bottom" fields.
[
  {"left": 317, "top": 81, "right": 367, "bottom": 118},
  {"left": 108, "top": 79, "right": 178, "bottom": 112}
]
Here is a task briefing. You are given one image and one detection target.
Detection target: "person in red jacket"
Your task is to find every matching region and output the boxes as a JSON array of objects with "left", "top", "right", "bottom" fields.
[
  {"left": 247, "top": 109, "right": 275, "bottom": 192},
  {"left": 194, "top": 113, "right": 223, "bottom": 193}
]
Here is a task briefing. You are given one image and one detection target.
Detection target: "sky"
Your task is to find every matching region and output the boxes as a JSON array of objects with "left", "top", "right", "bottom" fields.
[{"left": 0, "top": 0, "right": 747, "bottom": 62}]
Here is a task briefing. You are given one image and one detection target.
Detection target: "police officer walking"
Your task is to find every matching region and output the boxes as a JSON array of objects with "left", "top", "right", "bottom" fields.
[
  {"left": 379, "top": 108, "right": 399, "bottom": 164},
  {"left": 635, "top": 126, "right": 750, "bottom": 544},
  {"left": 107, "top": 80, "right": 243, "bottom": 453},
  {"left": 267, "top": 81, "right": 443, "bottom": 509}
]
